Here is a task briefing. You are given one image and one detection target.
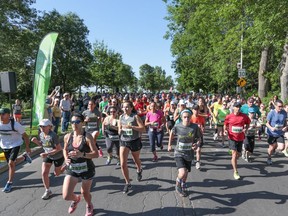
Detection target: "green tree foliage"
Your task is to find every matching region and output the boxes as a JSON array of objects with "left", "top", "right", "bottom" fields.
[
  {"left": 164, "top": 0, "right": 288, "bottom": 96},
  {"left": 138, "top": 64, "right": 174, "bottom": 93},
  {"left": 0, "top": 0, "right": 37, "bottom": 101},
  {"left": 90, "top": 41, "right": 136, "bottom": 92},
  {"left": 35, "top": 10, "right": 93, "bottom": 93}
]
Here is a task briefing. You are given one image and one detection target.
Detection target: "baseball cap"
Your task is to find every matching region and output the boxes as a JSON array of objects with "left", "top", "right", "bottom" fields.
[
  {"left": 233, "top": 102, "right": 242, "bottom": 107},
  {"left": 248, "top": 107, "right": 255, "bottom": 113},
  {"left": 179, "top": 99, "right": 186, "bottom": 105},
  {"left": 170, "top": 101, "right": 175, "bottom": 105},
  {"left": 39, "top": 119, "right": 53, "bottom": 127},
  {"left": 0, "top": 108, "right": 11, "bottom": 114}
]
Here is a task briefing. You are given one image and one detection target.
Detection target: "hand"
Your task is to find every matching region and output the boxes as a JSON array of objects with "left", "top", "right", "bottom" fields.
[
  {"left": 282, "top": 126, "right": 288, "bottom": 132},
  {"left": 25, "top": 147, "right": 31, "bottom": 154},
  {"left": 192, "top": 143, "right": 198, "bottom": 150},
  {"left": 31, "top": 137, "right": 37, "bottom": 143},
  {"left": 40, "top": 153, "right": 48, "bottom": 158},
  {"left": 167, "top": 145, "right": 172, "bottom": 152}
]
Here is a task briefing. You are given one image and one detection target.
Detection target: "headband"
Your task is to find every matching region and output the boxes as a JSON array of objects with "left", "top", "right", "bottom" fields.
[{"left": 180, "top": 109, "right": 192, "bottom": 116}]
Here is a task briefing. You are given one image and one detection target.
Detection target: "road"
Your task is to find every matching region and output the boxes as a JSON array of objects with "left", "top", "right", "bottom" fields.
[{"left": 0, "top": 127, "right": 288, "bottom": 216}]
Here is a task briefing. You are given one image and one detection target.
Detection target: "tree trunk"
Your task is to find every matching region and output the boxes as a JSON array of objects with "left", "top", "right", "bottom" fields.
[
  {"left": 280, "top": 43, "right": 288, "bottom": 102},
  {"left": 258, "top": 47, "right": 269, "bottom": 99}
]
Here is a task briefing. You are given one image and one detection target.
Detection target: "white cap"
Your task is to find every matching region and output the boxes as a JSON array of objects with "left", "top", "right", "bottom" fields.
[
  {"left": 171, "top": 101, "right": 175, "bottom": 105},
  {"left": 179, "top": 99, "right": 186, "bottom": 105},
  {"left": 39, "top": 119, "right": 53, "bottom": 126}
]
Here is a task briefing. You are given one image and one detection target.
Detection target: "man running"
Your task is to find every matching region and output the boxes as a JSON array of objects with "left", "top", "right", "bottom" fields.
[
  {"left": 168, "top": 109, "right": 201, "bottom": 197},
  {"left": 266, "top": 100, "right": 288, "bottom": 165},
  {"left": 0, "top": 108, "right": 31, "bottom": 193},
  {"left": 223, "top": 102, "right": 250, "bottom": 180}
]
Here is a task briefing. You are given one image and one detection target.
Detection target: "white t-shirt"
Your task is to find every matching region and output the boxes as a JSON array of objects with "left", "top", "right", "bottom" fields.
[{"left": 0, "top": 121, "right": 25, "bottom": 149}]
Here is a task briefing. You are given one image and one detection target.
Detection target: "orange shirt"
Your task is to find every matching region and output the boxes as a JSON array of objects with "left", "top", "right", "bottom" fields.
[{"left": 190, "top": 115, "right": 205, "bottom": 126}]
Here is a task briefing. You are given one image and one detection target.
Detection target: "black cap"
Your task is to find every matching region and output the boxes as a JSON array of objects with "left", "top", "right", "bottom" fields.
[
  {"left": 233, "top": 102, "right": 242, "bottom": 107},
  {"left": 0, "top": 108, "right": 11, "bottom": 114}
]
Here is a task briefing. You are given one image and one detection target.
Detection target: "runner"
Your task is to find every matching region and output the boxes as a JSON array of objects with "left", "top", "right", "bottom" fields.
[
  {"left": 223, "top": 102, "right": 250, "bottom": 180},
  {"left": 190, "top": 105, "right": 205, "bottom": 170},
  {"left": 242, "top": 108, "right": 258, "bottom": 162},
  {"left": 102, "top": 106, "right": 120, "bottom": 165},
  {"left": 0, "top": 108, "right": 31, "bottom": 193},
  {"left": 265, "top": 100, "right": 288, "bottom": 165},
  {"left": 164, "top": 101, "right": 176, "bottom": 135},
  {"left": 118, "top": 101, "right": 145, "bottom": 193},
  {"left": 257, "top": 103, "right": 267, "bottom": 141},
  {"left": 82, "top": 99, "right": 103, "bottom": 157},
  {"left": 62, "top": 113, "right": 98, "bottom": 216},
  {"left": 215, "top": 101, "right": 231, "bottom": 147},
  {"left": 168, "top": 109, "right": 201, "bottom": 197},
  {"left": 30, "top": 119, "right": 64, "bottom": 200},
  {"left": 145, "top": 101, "right": 166, "bottom": 161}
]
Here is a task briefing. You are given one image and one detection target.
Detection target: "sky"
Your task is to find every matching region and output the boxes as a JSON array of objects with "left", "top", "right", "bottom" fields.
[{"left": 33, "top": 0, "right": 175, "bottom": 80}]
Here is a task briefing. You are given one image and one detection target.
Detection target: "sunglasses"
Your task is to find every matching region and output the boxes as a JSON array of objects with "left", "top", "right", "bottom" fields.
[{"left": 71, "top": 120, "right": 81, "bottom": 125}]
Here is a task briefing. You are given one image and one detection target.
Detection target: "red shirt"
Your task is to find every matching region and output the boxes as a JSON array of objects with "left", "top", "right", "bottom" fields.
[{"left": 224, "top": 112, "right": 251, "bottom": 141}]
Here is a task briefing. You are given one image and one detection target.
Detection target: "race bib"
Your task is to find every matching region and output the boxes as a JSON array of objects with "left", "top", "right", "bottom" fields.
[
  {"left": 178, "top": 142, "right": 192, "bottom": 151},
  {"left": 275, "top": 124, "right": 283, "bottom": 130},
  {"left": 232, "top": 126, "right": 243, "bottom": 133},
  {"left": 123, "top": 128, "right": 133, "bottom": 136},
  {"left": 108, "top": 134, "right": 119, "bottom": 141},
  {"left": 169, "top": 115, "right": 174, "bottom": 121},
  {"left": 70, "top": 162, "right": 88, "bottom": 174}
]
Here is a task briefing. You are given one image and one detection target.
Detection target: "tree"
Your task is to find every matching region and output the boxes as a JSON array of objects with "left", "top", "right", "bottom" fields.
[
  {"left": 0, "top": 0, "right": 37, "bottom": 101},
  {"left": 164, "top": 0, "right": 288, "bottom": 98},
  {"left": 138, "top": 64, "right": 174, "bottom": 93},
  {"left": 90, "top": 41, "right": 136, "bottom": 92}
]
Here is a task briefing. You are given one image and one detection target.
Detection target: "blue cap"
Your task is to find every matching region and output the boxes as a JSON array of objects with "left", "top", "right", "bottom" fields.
[{"left": 248, "top": 107, "right": 255, "bottom": 113}]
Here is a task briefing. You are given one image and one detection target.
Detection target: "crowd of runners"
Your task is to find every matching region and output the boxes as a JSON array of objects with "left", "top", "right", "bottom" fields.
[{"left": 0, "top": 90, "right": 288, "bottom": 215}]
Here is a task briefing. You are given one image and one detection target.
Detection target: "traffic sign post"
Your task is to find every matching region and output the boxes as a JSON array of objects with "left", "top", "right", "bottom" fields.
[
  {"left": 237, "top": 78, "right": 246, "bottom": 87},
  {"left": 238, "top": 68, "right": 246, "bottom": 78}
]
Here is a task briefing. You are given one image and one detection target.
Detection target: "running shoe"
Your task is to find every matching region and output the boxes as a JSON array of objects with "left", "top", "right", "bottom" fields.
[
  {"left": 267, "top": 158, "right": 273, "bottom": 165},
  {"left": 123, "top": 183, "right": 132, "bottom": 194},
  {"left": 85, "top": 204, "right": 94, "bottom": 216},
  {"left": 221, "top": 143, "right": 226, "bottom": 148},
  {"left": 175, "top": 185, "right": 187, "bottom": 197},
  {"left": 106, "top": 157, "right": 112, "bottom": 165},
  {"left": 2, "top": 182, "right": 12, "bottom": 193},
  {"left": 181, "top": 182, "right": 188, "bottom": 195},
  {"left": 98, "top": 148, "right": 103, "bottom": 157},
  {"left": 23, "top": 152, "right": 32, "bottom": 163},
  {"left": 160, "top": 145, "right": 164, "bottom": 150},
  {"left": 213, "top": 133, "right": 218, "bottom": 140},
  {"left": 152, "top": 155, "right": 158, "bottom": 162},
  {"left": 41, "top": 190, "right": 52, "bottom": 200},
  {"left": 137, "top": 169, "right": 143, "bottom": 182},
  {"left": 282, "top": 149, "right": 288, "bottom": 157},
  {"left": 233, "top": 171, "right": 241, "bottom": 180},
  {"left": 195, "top": 161, "right": 201, "bottom": 170},
  {"left": 68, "top": 195, "right": 81, "bottom": 214},
  {"left": 116, "top": 159, "right": 120, "bottom": 166}
]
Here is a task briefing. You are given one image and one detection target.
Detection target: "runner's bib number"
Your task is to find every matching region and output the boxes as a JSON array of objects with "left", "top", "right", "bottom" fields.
[
  {"left": 275, "top": 124, "right": 283, "bottom": 130},
  {"left": 108, "top": 134, "right": 119, "bottom": 141},
  {"left": 178, "top": 142, "right": 192, "bottom": 151},
  {"left": 70, "top": 162, "right": 88, "bottom": 174},
  {"left": 123, "top": 128, "right": 133, "bottom": 136},
  {"left": 232, "top": 126, "right": 243, "bottom": 133}
]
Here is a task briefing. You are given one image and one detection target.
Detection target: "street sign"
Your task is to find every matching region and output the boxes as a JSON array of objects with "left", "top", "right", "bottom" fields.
[
  {"left": 238, "top": 68, "right": 246, "bottom": 77},
  {"left": 237, "top": 78, "right": 246, "bottom": 87}
]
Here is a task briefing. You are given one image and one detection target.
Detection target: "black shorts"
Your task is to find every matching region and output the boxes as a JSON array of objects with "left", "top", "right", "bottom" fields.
[
  {"left": 175, "top": 157, "right": 192, "bottom": 172},
  {"left": 228, "top": 139, "right": 243, "bottom": 153},
  {"left": 66, "top": 160, "right": 95, "bottom": 180},
  {"left": 267, "top": 135, "right": 285, "bottom": 145},
  {"left": 167, "top": 121, "right": 175, "bottom": 130},
  {"left": 43, "top": 156, "right": 65, "bottom": 167},
  {"left": 244, "top": 136, "right": 255, "bottom": 153},
  {"left": 120, "top": 138, "right": 142, "bottom": 152},
  {"left": 2, "top": 146, "right": 21, "bottom": 162}
]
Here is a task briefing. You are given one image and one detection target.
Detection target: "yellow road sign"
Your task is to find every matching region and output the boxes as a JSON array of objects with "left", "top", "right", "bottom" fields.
[{"left": 237, "top": 78, "right": 246, "bottom": 87}]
